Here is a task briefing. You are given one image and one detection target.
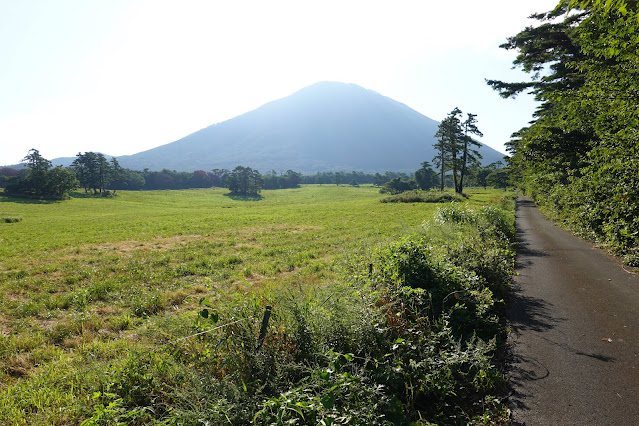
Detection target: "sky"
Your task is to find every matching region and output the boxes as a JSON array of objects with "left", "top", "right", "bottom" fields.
[{"left": 0, "top": 0, "right": 560, "bottom": 167}]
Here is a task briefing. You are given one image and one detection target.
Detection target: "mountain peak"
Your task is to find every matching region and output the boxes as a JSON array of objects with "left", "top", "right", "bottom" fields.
[{"left": 114, "top": 82, "right": 504, "bottom": 173}]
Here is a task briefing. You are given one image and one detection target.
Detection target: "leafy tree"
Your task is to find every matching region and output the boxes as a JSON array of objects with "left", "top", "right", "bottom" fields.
[
  {"left": 43, "top": 166, "right": 79, "bottom": 198},
  {"left": 107, "top": 158, "right": 124, "bottom": 193},
  {"left": 474, "top": 166, "right": 495, "bottom": 189},
  {"left": 486, "top": 168, "right": 511, "bottom": 189},
  {"left": 372, "top": 172, "right": 386, "bottom": 187},
  {"left": 434, "top": 108, "right": 481, "bottom": 193},
  {"left": 489, "top": 1, "right": 639, "bottom": 262},
  {"left": 380, "top": 177, "right": 416, "bottom": 194},
  {"left": 283, "top": 170, "right": 301, "bottom": 188},
  {"left": 0, "top": 167, "right": 20, "bottom": 188},
  {"left": 227, "top": 166, "right": 262, "bottom": 195},
  {"left": 109, "top": 167, "right": 145, "bottom": 191},
  {"left": 414, "top": 161, "right": 437, "bottom": 190},
  {"left": 210, "top": 169, "right": 229, "bottom": 187},
  {"left": 459, "top": 113, "right": 483, "bottom": 192},
  {"left": 23, "top": 149, "right": 52, "bottom": 193},
  {"left": 71, "top": 152, "right": 111, "bottom": 194},
  {"left": 5, "top": 149, "right": 77, "bottom": 199},
  {"left": 263, "top": 170, "right": 302, "bottom": 189},
  {"left": 434, "top": 108, "right": 462, "bottom": 191},
  {"left": 189, "top": 170, "right": 214, "bottom": 188}
]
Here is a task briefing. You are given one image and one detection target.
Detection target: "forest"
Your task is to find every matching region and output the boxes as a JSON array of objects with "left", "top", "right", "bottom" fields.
[{"left": 488, "top": 0, "right": 639, "bottom": 265}]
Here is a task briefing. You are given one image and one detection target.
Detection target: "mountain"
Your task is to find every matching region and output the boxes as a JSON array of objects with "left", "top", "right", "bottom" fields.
[{"left": 111, "top": 82, "right": 504, "bottom": 174}]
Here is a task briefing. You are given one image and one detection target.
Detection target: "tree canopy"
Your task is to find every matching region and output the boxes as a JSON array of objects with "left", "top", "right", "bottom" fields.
[
  {"left": 226, "top": 166, "right": 263, "bottom": 196},
  {"left": 433, "top": 108, "right": 483, "bottom": 193},
  {"left": 4, "top": 149, "right": 78, "bottom": 199},
  {"left": 489, "top": 1, "right": 639, "bottom": 264}
]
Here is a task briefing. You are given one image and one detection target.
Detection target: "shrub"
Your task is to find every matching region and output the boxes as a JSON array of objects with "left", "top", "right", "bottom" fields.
[
  {"left": 380, "top": 190, "right": 465, "bottom": 203},
  {"left": 379, "top": 177, "right": 416, "bottom": 194},
  {"left": 1, "top": 217, "right": 22, "bottom": 223}
]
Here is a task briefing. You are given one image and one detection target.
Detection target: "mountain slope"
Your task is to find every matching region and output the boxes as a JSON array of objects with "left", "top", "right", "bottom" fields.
[{"left": 115, "top": 82, "right": 505, "bottom": 173}]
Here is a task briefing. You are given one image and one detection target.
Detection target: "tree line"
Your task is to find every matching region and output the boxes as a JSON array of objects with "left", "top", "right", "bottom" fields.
[
  {"left": 1, "top": 149, "right": 508, "bottom": 199},
  {"left": 487, "top": 0, "right": 639, "bottom": 264}
]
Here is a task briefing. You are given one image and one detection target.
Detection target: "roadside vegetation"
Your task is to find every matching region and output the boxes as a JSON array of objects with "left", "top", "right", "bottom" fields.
[{"left": 0, "top": 186, "right": 515, "bottom": 424}]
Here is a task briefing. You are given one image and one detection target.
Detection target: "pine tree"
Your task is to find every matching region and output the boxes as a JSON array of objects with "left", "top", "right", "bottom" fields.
[
  {"left": 459, "top": 113, "right": 483, "bottom": 193},
  {"left": 433, "top": 108, "right": 463, "bottom": 192}
]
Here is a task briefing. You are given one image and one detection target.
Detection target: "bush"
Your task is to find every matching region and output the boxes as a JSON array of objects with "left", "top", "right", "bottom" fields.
[
  {"left": 381, "top": 190, "right": 466, "bottom": 203},
  {"left": 379, "top": 177, "right": 416, "bottom": 194},
  {"left": 1, "top": 217, "right": 22, "bottom": 223}
]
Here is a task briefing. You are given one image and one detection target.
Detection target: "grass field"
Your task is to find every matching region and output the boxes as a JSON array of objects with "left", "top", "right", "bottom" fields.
[{"left": 0, "top": 185, "right": 514, "bottom": 423}]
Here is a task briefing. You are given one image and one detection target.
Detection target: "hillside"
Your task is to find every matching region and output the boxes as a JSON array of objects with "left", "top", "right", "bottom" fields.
[{"left": 112, "top": 82, "right": 504, "bottom": 173}]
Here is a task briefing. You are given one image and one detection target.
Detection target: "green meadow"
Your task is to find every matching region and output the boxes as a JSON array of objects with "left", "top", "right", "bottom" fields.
[{"left": 0, "top": 185, "right": 515, "bottom": 424}]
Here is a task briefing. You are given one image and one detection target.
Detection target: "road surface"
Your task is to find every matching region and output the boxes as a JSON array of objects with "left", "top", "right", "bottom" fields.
[{"left": 508, "top": 197, "right": 639, "bottom": 425}]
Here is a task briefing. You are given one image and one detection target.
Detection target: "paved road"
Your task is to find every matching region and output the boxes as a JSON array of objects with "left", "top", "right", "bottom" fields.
[{"left": 508, "top": 198, "right": 639, "bottom": 425}]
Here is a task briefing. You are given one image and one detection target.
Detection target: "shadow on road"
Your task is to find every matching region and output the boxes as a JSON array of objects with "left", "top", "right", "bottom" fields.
[
  {"left": 509, "top": 284, "right": 560, "bottom": 334},
  {"left": 506, "top": 197, "right": 617, "bottom": 420}
]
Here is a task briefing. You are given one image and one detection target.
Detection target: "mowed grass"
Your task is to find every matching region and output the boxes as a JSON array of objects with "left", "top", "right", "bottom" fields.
[{"left": 0, "top": 185, "right": 510, "bottom": 422}]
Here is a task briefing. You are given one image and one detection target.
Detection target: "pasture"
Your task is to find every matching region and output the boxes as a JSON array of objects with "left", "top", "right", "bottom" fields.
[{"left": 0, "top": 185, "right": 513, "bottom": 423}]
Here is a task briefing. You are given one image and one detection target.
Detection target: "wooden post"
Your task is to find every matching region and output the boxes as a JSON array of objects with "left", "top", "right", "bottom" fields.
[{"left": 256, "top": 305, "right": 272, "bottom": 352}]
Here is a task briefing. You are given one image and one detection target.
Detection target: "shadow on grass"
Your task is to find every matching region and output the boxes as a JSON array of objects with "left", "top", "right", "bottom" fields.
[
  {"left": 69, "top": 191, "right": 116, "bottom": 199},
  {"left": 223, "top": 192, "right": 263, "bottom": 201},
  {"left": 0, "top": 193, "right": 62, "bottom": 204}
]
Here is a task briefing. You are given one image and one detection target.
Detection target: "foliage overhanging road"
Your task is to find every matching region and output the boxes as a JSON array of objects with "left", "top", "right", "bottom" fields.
[{"left": 508, "top": 197, "right": 639, "bottom": 425}]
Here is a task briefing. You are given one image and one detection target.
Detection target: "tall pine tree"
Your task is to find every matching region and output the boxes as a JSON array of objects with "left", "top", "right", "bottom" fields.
[{"left": 434, "top": 108, "right": 482, "bottom": 193}]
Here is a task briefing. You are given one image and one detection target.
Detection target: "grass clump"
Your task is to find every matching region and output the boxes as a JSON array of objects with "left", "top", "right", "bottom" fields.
[
  {"left": 1, "top": 216, "right": 22, "bottom": 223},
  {"left": 381, "top": 189, "right": 466, "bottom": 203}
]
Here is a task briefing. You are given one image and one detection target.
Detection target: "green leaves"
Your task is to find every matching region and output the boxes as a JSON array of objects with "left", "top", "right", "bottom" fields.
[
  {"left": 198, "top": 297, "right": 219, "bottom": 324},
  {"left": 493, "top": 1, "right": 639, "bottom": 264},
  {"left": 434, "top": 108, "right": 483, "bottom": 193}
]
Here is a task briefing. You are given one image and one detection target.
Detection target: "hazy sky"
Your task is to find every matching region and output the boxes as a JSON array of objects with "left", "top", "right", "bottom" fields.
[{"left": 1, "top": 0, "right": 559, "bottom": 167}]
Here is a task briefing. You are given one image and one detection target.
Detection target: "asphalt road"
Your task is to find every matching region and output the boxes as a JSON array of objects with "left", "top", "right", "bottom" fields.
[{"left": 508, "top": 197, "right": 639, "bottom": 425}]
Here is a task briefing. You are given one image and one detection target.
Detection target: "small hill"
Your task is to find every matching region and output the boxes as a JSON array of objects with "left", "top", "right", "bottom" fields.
[{"left": 113, "top": 82, "right": 505, "bottom": 173}]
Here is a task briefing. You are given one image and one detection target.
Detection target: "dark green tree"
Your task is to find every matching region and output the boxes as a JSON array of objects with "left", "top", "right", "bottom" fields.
[
  {"left": 109, "top": 168, "right": 145, "bottom": 191},
  {"left": 489, "top": 1, "right": 639, "bottom": 262},
  {"left": 5, "top": 149, "right": 77, "bottom": 199},
  {"left": 380, "top": 177, "right": 416, "bottom": 194},
  {"left": 210, "top": 169, "right": 229, "bottom": 187},
  {"left": 227, "top": 166, "right": 262, "bottom": 195},
  {"left": 486, "top": 168, "right": 511, "bottom": 189},
  {"left": 414, "top": 161, "right": 437, "bottom": 190},
  {"left": 283, "top": 170, "right": 301, "bottom": 188},
  {"left": 71, "top": 152, "right": 111, "bottom": 194},
  {"left": 23, "top": 149, "right": 51, "bottom": 194},
  {"left": 372, "top": 173, "right": 386, "bottom": 187},
  {"left": 434, "top": 108, "right": 464, "bottom": 192},
  {"left": 458, "top": 113, "right": 483, "bottom": 193},
  {"left": 44, "top": 166, "right": 79, "bottom": 198}
]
